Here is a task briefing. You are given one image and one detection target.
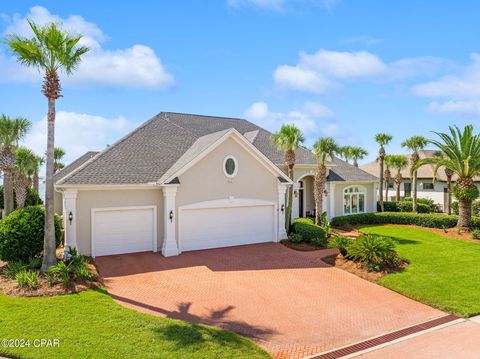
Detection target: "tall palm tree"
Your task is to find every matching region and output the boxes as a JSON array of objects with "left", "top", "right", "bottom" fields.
[
  {"left": 0, "top": 115, "right": 31, "bottom": 216},
  {"left": 388, "top": 155, "right": 408, "bottom": 201},
  {"left": 7, "top": 20, "right": 89, "bottom": 271},
  {"left": 349, "top": 146, "right": 368, "bottom": 167},
  {"left": 53, "top": 147, "right": 66, "bottom": 173},
  {"left": 374, "top": 133, "right": 393, "bottom": 212},
  {"left": 433, "top": 151, "right": 454, "bottom": 215},
  {"left": 414, "top": 125, "right": 480, "bottom": 229},
  {"left": 312, "top": 137, "right": 339, "bottom": 225},
  {"left": 32, "top": 155, "right": 44, "bottom": 194},
  {"left": 384, "top": 155, "right": 394, "bottom": 201},
  {"left": 272, "top": 124, "right": 305, "bottom": 231},
  {"left": 13, "top": 147, "right": 37, "bottom": 209},
  {"left": 402, "top": 136, "right": 428, "bottom": 212}
]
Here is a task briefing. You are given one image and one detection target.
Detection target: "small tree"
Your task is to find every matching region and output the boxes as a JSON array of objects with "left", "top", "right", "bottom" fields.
[
  {"left": 402, "top": 136, "right": 427, "bottom": 212},
  {"left": 374, "top": 133, "right": 393, "bottom": 211},
  {"left": 53, "top": 147, "right": 66, "bottom": 173},
  {"left": 388, "top": 155, "right": 408, "bottom": 201},
  {"left": 14, "top": 147, "right": 37, "bottom": 209}
]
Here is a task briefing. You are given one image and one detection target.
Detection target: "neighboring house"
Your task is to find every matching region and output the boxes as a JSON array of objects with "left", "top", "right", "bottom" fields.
[
  {"left": 360, "top": 150, "right": 478, "bottom": 211},
  {"left": 54, "top": 112, "right": 378, "bottom": 258}
]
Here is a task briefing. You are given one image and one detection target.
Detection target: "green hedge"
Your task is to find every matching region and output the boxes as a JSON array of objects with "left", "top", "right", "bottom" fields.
[
  {"left": 451, "top": 200, "right": 480, "bottom": 216},
  {"left": 293, "top": 218, "right": 327, "bottom": 246},
  {"left": 378, "top": 199, "right": 436, "bottom": 213},
  {"left": 330, "top": 212, "right": 479, "bottom": 229},
  {"left": 0, "top": 186, "right": 43, "bottom": 211}
]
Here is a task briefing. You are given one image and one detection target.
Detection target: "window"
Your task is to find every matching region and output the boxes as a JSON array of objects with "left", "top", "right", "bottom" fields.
[
  {"left": 343, "top": 186, "right": 366, "bottom": 215},
  {"left": 422, "top": 182, "right": 434, "bottom": 190},
  {"left": 223, "top": 155, "right": 238, "bottom": 178}
]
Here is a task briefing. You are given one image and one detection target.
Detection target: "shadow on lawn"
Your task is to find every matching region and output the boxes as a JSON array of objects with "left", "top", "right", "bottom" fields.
[{"left": 110, "top": 293, "right": 276, "bottom": 342}]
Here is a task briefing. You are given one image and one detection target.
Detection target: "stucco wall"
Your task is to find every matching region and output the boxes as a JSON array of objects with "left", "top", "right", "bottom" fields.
[
  {"left": 332, "top": 182, "right": 376, "bottom": 218},
  {"left": 54, "top": 190, "right": 63, "bottom": 215},
  {"left": 75, "top": 189, "right": 164, "bottom": 256}
]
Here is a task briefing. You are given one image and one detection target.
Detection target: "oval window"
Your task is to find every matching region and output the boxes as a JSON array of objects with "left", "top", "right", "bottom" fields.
[{"left": 223, "top": 156, "right": 238, "bottom": 178}]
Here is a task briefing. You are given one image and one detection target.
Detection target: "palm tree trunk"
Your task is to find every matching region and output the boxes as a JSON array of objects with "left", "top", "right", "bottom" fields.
[
  {"left": 3, "top": 169, "right": 14, "bottom": 216},
  {"left": 41, "top": 97, "right": 57, "bottom": 272},
  {"left": 33, "top": 169, "right": 39, "bottom": 193},
  {"left": 14, "top": 186, "right": 26, "bottom": 209},
  {"left": 353, "top": 159, "right": 358, "bottom": 167},
  {"left": 412, "top": 170, "right": 418, "bottom": 212},
  {"left": 314, "top": 164, "right": 326, "bottom": 225},
  {"left": 385, "top": 180, "right": 389, "bottom": 201},
  {"left": 379, "top": 156, "right": 384, "bottom": 212},
  {"left": 446, "top": 175, "right": 452, "bottom": 215},
  {"left": 285, "top": 165, "right": 293, "bottom": 231},
  {"left": 458, "top": 200, "right": 472, "bottom": 229}
]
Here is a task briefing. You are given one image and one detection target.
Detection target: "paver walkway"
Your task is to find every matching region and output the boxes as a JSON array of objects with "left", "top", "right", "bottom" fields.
[{"left": 95, "top": 243, "right": 444, "bottom": 358}]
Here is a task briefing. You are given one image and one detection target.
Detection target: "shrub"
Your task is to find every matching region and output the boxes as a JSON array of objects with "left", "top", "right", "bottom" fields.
[
  {"left": 70, "top": 256, "right": 94, "bottom": 281},
  {"left": 288, "top": 233, "right": 303, "bottom": 243},
  {"left": 0, "top": 186, "right": 43, "bottom": 212},
  {"left": 378, "top": 200, "right": 433, "bottom": 213},
  {"left": 328, "top": 235, "right": 352, "bottom": 256},
  {"left": 472, "top": 229, "right": 480, "bottom": 240},
  {"left": 397, "top": 201, "right": 431, "bottom": 213},
  {"left": 48, "top": 261, "right": 72, "bottom": 286},
  {"left": 2, "top": 261, "right": 25, "bottom": 279},
  {"left": 25, "top": 257, "right": 43, "bottom": 271},
  {"left": 48, "top": 253, "right": 95, "bottom": 286},
  {"left": 15, "top": 270, "right": 39, "bottom": 290},
  {"left": 378, "top": 201, "right": 399, "bottom": 212},
  {"left": 331, "top": 212, "right": 460, "bottom": 229},
  {"left": 293, "top": 218, "right": 327, "bottom": 246},
  {"left": 452, "top": 200, "right": 480, "bottom": 216},
  {"left": 0, "top": 206, "right": 62, "bottom": 262},
  {"left": 451, "top": 201, "right": 459, "bottom": 215},
  {"left": 347, "top": 234, "right": 401, "bottom": 271},
  {"left": 311, "top": 237, "right": 327, "bottom": 247}
]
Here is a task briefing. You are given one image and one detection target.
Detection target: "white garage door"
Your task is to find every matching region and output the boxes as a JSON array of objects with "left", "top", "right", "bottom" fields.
[
  {"left": 92, "top": 206, "right": 156, "bottom": 257},
  {"left": 180, "top": 200, "right": 276, "bottom": 252}
]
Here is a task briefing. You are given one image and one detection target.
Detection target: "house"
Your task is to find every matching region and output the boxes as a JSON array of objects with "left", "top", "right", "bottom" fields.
[
  {"left": 54, "top": 112, "right": 378, "bottom": 257},
  {"left": 360, "top": 150, "right": 474, "bottom": 211}
]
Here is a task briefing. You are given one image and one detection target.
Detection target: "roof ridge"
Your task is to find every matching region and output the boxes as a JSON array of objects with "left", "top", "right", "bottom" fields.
[
  {"left": 163, "top": 113, "right": 198, "bottom": 137},
  {"left": 164, "top": 111, "right": 247, "bottom": 122}
]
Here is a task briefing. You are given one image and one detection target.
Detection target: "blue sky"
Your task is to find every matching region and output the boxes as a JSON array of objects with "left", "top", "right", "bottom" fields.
[{"left": 1, "top": 1, "right": 480, "bottom": 165}]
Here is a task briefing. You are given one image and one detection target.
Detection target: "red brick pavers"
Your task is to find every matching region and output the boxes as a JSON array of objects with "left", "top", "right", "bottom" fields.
[
  {"left": 95, "top": 243, "right": 444, "bottom": 359},
  {"left": 356, "top": 319, "right": 480, "bottom": 359}
]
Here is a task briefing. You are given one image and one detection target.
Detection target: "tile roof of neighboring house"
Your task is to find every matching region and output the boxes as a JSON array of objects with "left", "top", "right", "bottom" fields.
[
  {"left": 360, "top": 150, "right": 464, "bottom": 182},
  {"left": 58, "top": 112, "right": 373, "bottom": 185},
  {"left": 53, "top": 151, "right": 99, "bottom": 183},
  {"left": 327, "top": 156, "right": 378, "bottom": 182}
]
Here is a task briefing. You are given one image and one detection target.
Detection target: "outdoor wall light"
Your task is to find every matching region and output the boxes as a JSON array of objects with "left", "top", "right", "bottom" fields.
[
  {"left": 294, "top": 190, "right": 298, "bottom": 198},
  {"left": 169, "top": 210, "right": 174, "bottom": 222},
  {"left": 68, "top": 211, "right": 73, "bottom": 224},
  {"left": 281, "top": 204, "right": 285, "bottom": 213}
]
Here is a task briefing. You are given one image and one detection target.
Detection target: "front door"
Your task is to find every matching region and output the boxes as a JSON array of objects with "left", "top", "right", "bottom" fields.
[
  {"left": 299, "top": 188, "right": 304, "bottom": 217},
  {"left": 404, "top": 183, "right": 412, "bottom": 198}
]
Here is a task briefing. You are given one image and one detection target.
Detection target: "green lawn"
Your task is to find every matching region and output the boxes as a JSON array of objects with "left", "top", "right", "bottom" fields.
[
  {"left": 0, "top": 289, "right": 269, "bottom": 359},
  {"left": 359, "top": 225, "right": 480, "bottom": 317}
]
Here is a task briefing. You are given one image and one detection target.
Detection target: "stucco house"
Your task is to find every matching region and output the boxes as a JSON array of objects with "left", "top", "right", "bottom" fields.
[
  {"left": 54, "top": 112, "right": 378, "bottom": 257},
  {"left": 360, "top": 150, "right": 480, "bottom": 212}
]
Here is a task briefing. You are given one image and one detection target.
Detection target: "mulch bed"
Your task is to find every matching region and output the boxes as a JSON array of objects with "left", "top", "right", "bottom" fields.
[
  {"left": 322, "top": 253, "right": 408, "bottom": 283},
  {"left": 280, "top": 239, "right": 325, "bottom": 251},
  {"left": 0, "top": 261, "right": 103, "bottom": 297}
]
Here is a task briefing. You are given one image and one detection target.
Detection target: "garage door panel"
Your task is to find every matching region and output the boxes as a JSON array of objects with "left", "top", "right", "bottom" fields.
[
  {"left": 93, "top": 207, "right": 155, "bottom": 257},
  {"left": 180, "top": 204, "right": 275, "bottom": 251}
]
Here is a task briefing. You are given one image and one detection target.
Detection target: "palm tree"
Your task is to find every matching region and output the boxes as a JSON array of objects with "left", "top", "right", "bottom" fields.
[
  {"left": 340, "top": 146, "right": 353, "bottom": 164},
  {"left": 349, "top": 146, "right": 368, "bottom": 167},
  {"left": 384, "top": 155, "right": 394, "bottom": 200},
  {"left": 312, "top": 137, "right": 339, "bottom": 225},
  {"left": 389, "top": 155, "right": 408, "bottom": 201},
  {"left": 402, "top": 136, "right": 428, "bottom": 212},
  {"left": 414, "top": 125, "right": 480, "bottom": 229},
  {"left": 374, "top": 133, "right": 393, "bottom": 211},
  {"left": 433, "top": 151, "right": 454, "bottom": 215},
  {"left": 7, "top": 20, "right": 89, "bottom": 271},
  {"left": 272, "top": 124, "right": 305, "bottom": 231},
  {"left": 53, "top": 147, "right": 66, "bottom": 173},
  {"left": 13, "top": 147, "right": 37, "bottom": 209},
  {"left": 0, "top": 115, "right": 31, "bottom": 216},
  {"left": 32, "top": 155, "right": 44, "bottom": 194}
]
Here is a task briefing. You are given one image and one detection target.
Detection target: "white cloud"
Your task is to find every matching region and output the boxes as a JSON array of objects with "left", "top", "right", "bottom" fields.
[
  {"left": 243, "top": 101, "right": 336, "bottom": 144},
  {"left": 427, "top": 101, "right": 480, "bottom": 116},
  {"left": 22, "top": 111, "right": 135, "bottom": 165},
  {"left": 1, "top": 6, "right": 174, "bottom": 90},
  {"left": 273, "top": 49, "right": 451, "bottom": 93},
  {"left": 343, "top": 35, "right": 383, "bottom": 47}
]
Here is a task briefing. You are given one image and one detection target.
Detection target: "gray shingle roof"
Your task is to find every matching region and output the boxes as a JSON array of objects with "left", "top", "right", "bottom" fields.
[
  {"left": 58, "top": 112, "right": 371, "bottom": 185},
  {"left": 54, "top": 151, "right": 99, "bottom": 183},
  {"left": 327, "top": 156, "right": 378, "bottom": 182}
]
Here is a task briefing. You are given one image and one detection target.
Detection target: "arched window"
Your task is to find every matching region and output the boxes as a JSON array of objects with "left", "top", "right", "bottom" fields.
[{"left": 343, "top": 186, "right": 366, "bottom": 215}]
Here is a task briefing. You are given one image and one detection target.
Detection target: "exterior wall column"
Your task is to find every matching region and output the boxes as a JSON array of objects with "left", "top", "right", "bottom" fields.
[
  {"left": 291, "top": 182, "right": 301, "bottom": 220},
  {"left": 328, "top": 182, "right": 336, "bottom": 220},
  {"left": 63, "top": 189, "right": 78, "bottom": 252},
  {"left": 162, "top": 185, "right": 180, "bottom": 257},
  {"left": 277, "top": 183, "right": 288, "bottom": 241},
  {"left": 372, "top": 182, "right": 378, "bottom": 212}
]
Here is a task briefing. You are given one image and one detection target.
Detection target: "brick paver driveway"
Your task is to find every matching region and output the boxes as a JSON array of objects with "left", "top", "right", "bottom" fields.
[{"left": 95, "top": 243, "right": 444, "bottom": 358}]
